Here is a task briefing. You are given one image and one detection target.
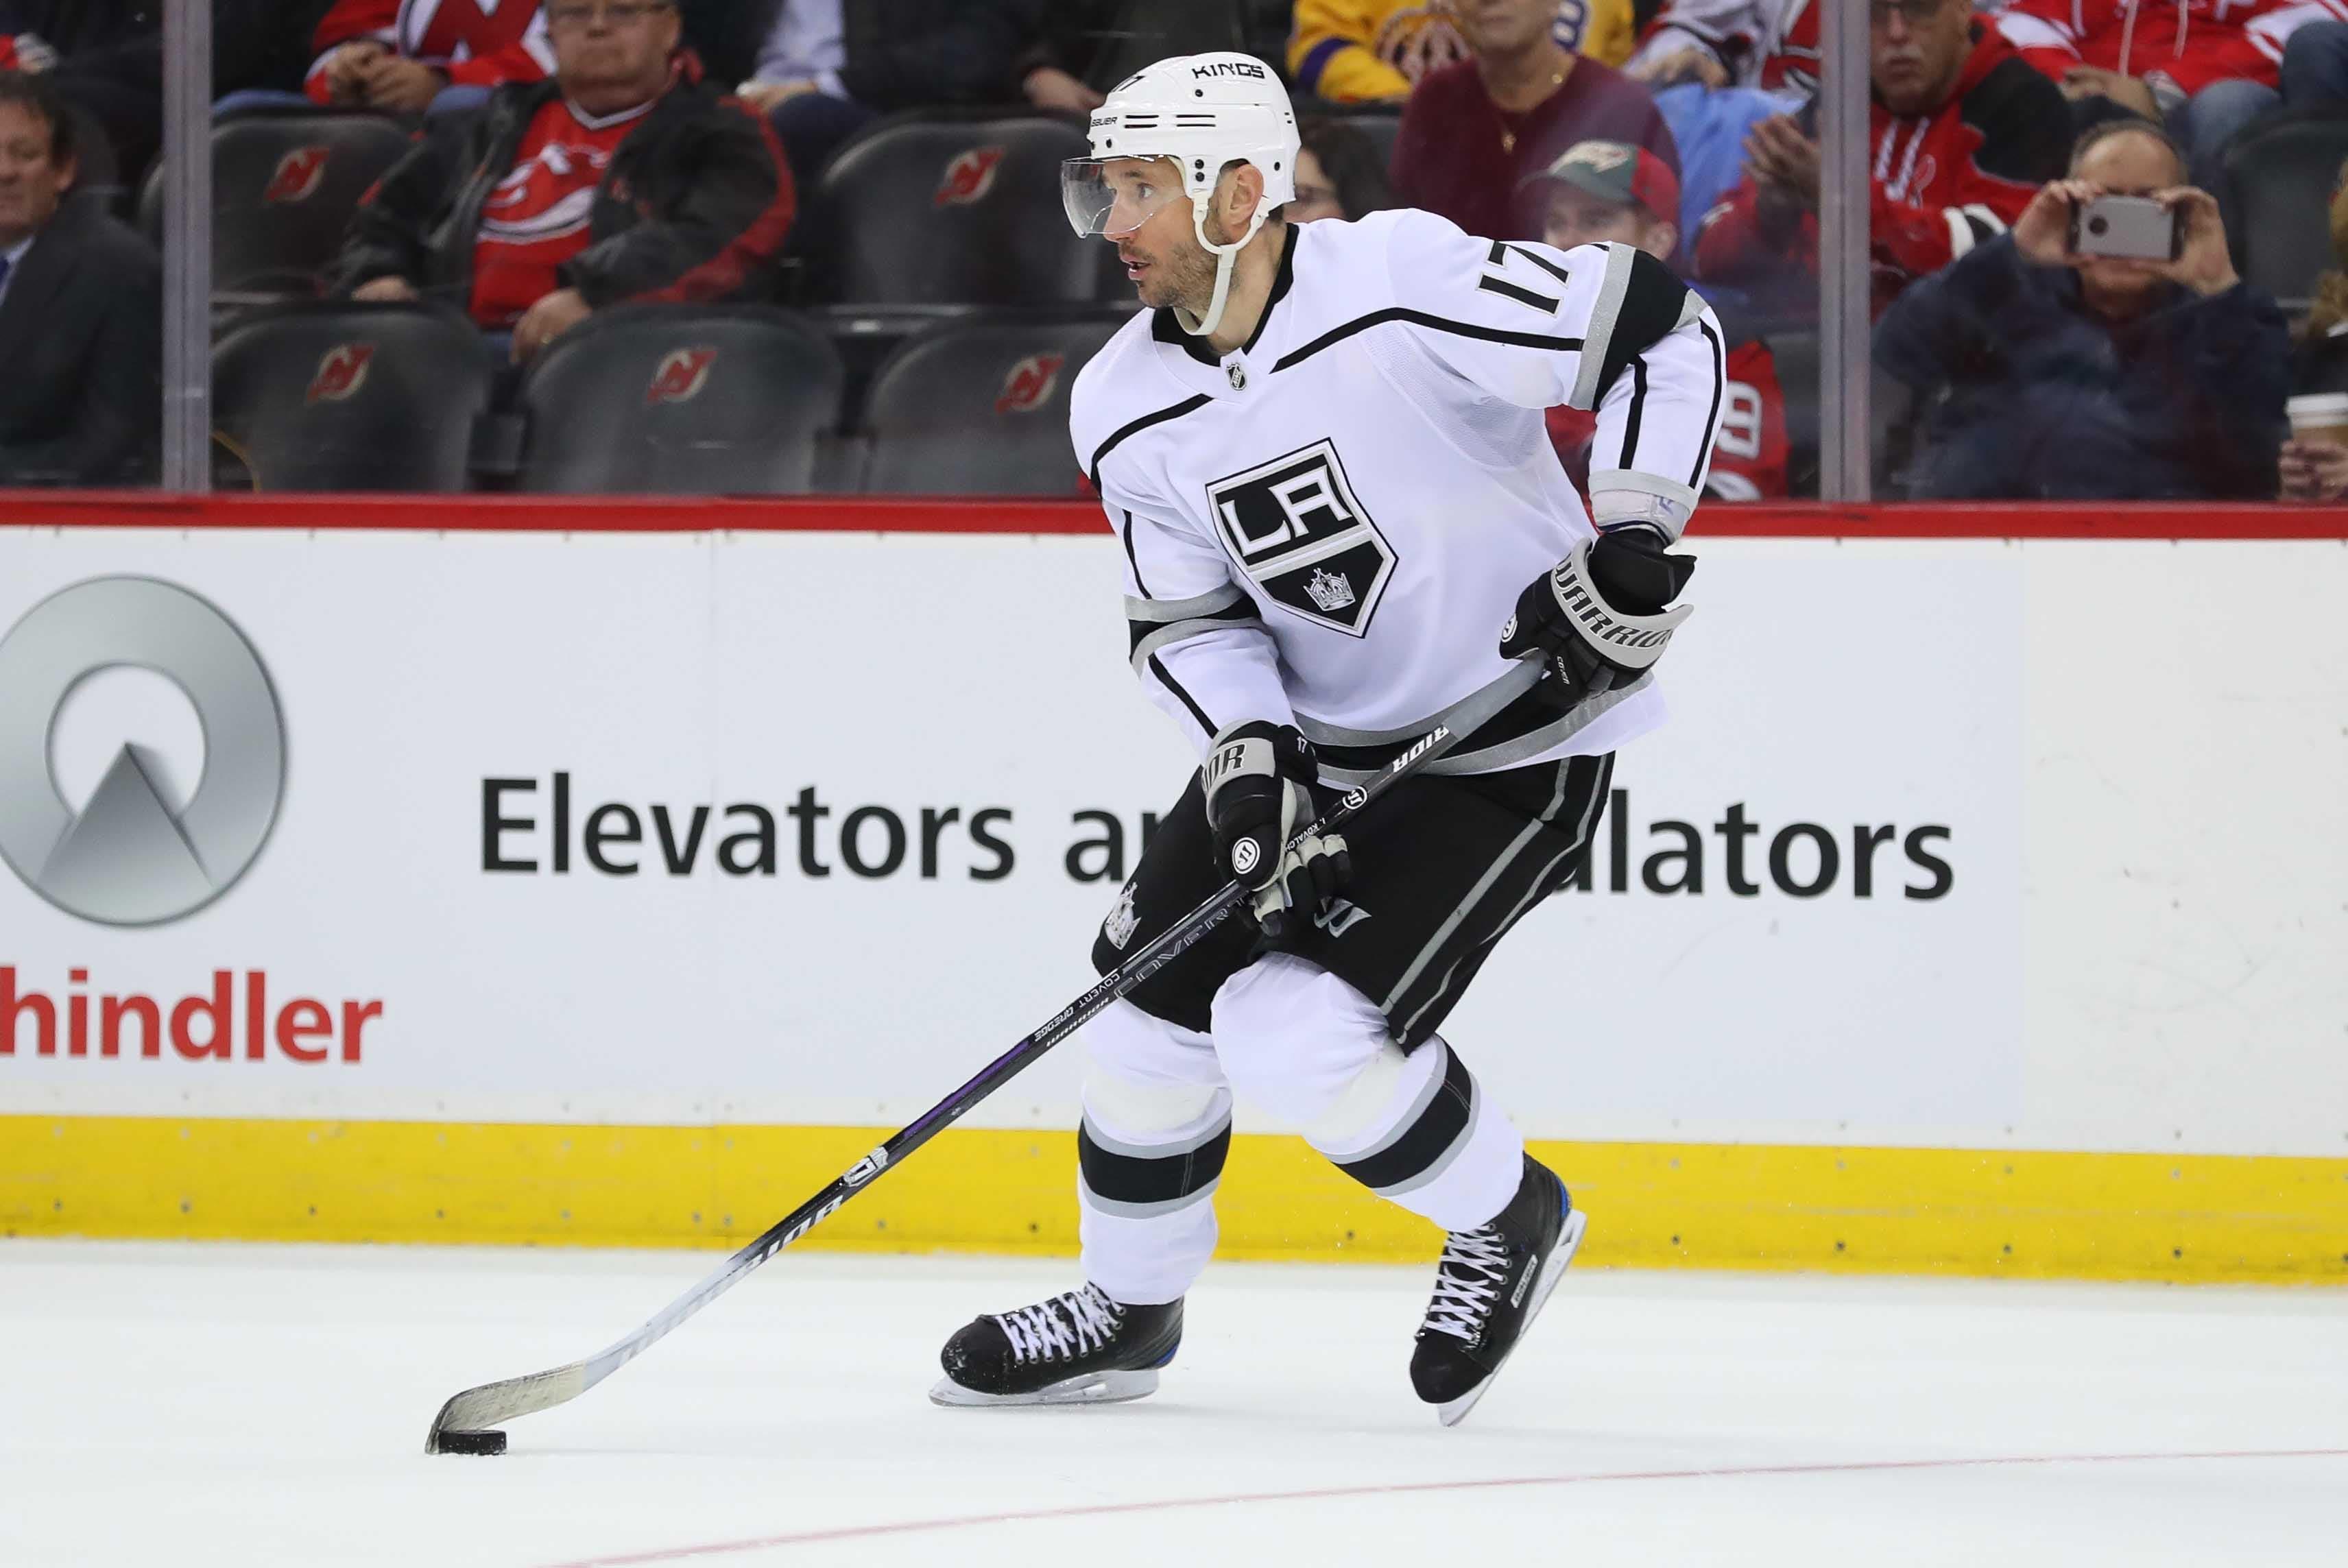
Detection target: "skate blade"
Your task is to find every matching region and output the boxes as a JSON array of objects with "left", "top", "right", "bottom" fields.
[
  {"left": 1437, "top": 1206, "right": 1588, "bottom": 1429},
  {"left": 928, "top": 1368, "right": 1160, "bottom": 1409}
]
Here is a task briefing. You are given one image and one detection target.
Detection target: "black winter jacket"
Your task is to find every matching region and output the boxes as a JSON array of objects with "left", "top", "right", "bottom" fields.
[
  {"left": 1874, "top": 234, "right": 2288, "bottom": 500},
  {"left": 331, "top": 60, "right": 794, "bottom": 317}
]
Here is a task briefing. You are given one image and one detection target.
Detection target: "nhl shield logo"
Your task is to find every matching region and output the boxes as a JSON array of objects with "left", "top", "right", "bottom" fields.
[
  {"left": 646, "top": 348, "right": 719, "bottom": 406},
  {"left": 263, "top": 145, "right": 331, "bottom": 204},
  {"left": 994, "top": 353, "right": 1065, "bottom": 415},
  {"left": 306, "top": 343, "right": 375, "bottom": 404},
  {"left": 1204, "top": 438, "right": 1397, "bottom": 636},
  {"left": 936, "top": 147, "right": 1005, "bottom": 206}
]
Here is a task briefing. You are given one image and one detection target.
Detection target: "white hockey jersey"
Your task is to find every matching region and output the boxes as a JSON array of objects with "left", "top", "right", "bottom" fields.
[{"left": 1070, "top": 207, "right": 1725, "bottom": 784}]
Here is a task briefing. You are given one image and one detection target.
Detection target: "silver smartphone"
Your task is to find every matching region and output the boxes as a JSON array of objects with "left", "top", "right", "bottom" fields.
[{"left": 2070, "top": 194, "right": 2179, "bottom": 261}]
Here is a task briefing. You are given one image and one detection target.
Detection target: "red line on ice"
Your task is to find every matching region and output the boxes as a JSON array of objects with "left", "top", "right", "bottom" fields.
[{"left": 535, "top": 1447, "right": 2348, "bottom": 1565}]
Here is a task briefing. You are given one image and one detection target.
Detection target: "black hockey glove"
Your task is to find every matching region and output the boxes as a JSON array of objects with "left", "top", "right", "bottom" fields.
[
  {"left": 1498, "top": 527, "right": 1696, "bottom": 708},
  {"left": 1202, "top": 719, "right": 1350, "bottom": 943}
]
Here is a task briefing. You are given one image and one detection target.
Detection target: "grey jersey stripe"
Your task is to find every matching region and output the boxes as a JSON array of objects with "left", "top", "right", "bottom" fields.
[
  {"left": 1125, "top": 585, "right": 1249, "bottom": 625},
  {"left": 1078, "top": 1171, "right": 1224, "bottom": 1220},
  {"left": 1363, "top": 1079, "right": 1479, "bottom": 1200},
  {"left": 1079, "top": 1112, "right": 1232, "bottom": 1162},
  {"left": 1568, "top": 241, "right": 1638, "bottom": 410},
  {"left": 1131, "top": 614, "right": 1269, "bottom": 677}
]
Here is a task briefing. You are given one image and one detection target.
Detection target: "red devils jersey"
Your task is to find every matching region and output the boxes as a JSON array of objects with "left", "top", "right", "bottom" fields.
[
  {"left": 1548, "top": 337, "right": 1786, "bottom": 500},
  {"left": 469, "top": 95, "right": 649, "bottom": 326},
  {"left": 1693, "top": 23, "right": 2069, "bottom": 311},
  {"left": 1997, "top": 0, "right": 2319, "bottom": 97},
  {"left": 307, "top": 0, "right": 554, "bottom": 102}
]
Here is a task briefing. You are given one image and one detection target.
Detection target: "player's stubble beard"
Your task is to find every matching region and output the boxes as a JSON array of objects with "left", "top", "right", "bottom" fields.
[{"left": 1125, "top": 210, "right": 1232, "bottom": 317}]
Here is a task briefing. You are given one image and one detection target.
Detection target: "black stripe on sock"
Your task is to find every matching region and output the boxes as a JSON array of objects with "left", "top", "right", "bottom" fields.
[
  {"left": 1079, "top": 1118, "right": 1232, "bottom": 1205},
  {"left": 1334, "top": 1048, "right": 1474, "bottom": 1194}
]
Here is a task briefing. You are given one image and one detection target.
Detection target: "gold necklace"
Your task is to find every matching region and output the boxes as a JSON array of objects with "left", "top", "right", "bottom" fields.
[{"left": 1497, "top": 67, "right": 1567, "bottom": 155}]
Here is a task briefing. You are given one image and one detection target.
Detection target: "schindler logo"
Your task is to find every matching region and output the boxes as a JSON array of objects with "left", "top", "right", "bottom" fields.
[{"left": 0, "top": 578, "right": 285, "bottom": 926}]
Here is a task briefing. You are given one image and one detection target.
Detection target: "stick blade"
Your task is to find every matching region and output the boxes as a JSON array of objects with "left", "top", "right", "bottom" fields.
[{"left": 425, "top": 1362, "right": 591, "bottom": 1454}]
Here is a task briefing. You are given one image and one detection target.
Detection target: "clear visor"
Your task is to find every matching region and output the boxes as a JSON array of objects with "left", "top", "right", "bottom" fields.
[{"left": 1061, "top": 157, "right": 1189, "bottom": 237}]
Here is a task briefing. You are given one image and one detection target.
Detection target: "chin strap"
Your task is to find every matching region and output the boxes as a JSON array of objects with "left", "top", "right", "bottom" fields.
[{"left": 1173, "top": 197, "right": 1269, "bottom": 339}]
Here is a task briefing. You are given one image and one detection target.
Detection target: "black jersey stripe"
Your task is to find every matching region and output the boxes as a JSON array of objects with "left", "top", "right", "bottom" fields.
[
  {"left": 1147, "top": 651, "right": 1216, "bottom": 736},
  {"left": 1118, "top": 509, "right": 1151, "bottom": 599},
  {"left": 1272, "top": 309, "right": 1583, "bottom": 373},
  {"left": 1334, "top": 1046, "right": 1475, "bottom": 1194},
  {"left": 1088, "top": 394, "right": 1214, "bottom": 489},
  {"left": 1618, "top": 356, "right": 1649, "bottom": 469},
  {"left": 1688, "top": 316, "right": 1725, "bottom": 488}
]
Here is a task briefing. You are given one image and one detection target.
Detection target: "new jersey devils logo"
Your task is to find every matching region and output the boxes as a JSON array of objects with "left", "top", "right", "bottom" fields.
[
  {"left": 263, "top": 146, "right": 331, "bottom": 204},
  {"left": 646, "top": 348, "right": 718, "bottom": 406},
  {"left": 993, "top": 353, "right": 1065, "bottom": 415},
  {"left": 306, "top": 343, "right": 375, "bottom": 405},
  {"left": 935, "top": 147, "right": 1005, "bottom": 207}
]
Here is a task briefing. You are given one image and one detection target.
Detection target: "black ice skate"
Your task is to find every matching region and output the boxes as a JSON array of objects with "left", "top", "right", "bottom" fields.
[
  {"left": 1410, "top": 1155, "right": 1587, "bottom": 1426},
  {"left": 931, "top": 1283, "right": 1182, "bottom": 1408}
]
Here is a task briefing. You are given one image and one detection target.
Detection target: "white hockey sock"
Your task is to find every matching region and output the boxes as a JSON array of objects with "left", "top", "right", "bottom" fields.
[
  {"left": 1212, "top": 956, "right": 1526, "bottom": 1234},
  {"left": 1075, "top": 1000, "right": 1232, "bottom": 1307}
]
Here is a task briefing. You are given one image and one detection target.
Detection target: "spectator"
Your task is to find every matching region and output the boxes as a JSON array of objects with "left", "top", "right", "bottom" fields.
[
  {"left": 0, "top": 0, "right": 159, "bottom": 178},
  {"left": 1526, "top": 138, "right": 1790, "bottom": 498},
  {"left": 1392, "top": 0, "right": 1679, "bottom": 241},
  {"left": 2283, "top": 153, "right": 2348, "bottom": 498},
  {"left": 1873, "top": 119, "right": 2287, "bottom": 499},
  {"left": 1288, "top": 114, "right": 1398, "bottom": 221},
  {"left": 333, "top": 0, "right": 793, "bottom": 363},
  {"left": 739, "top": 0, "right": 1103, "bottom": 184},
  {"left": 1620, "top": 0, "right": 1810, "bottom": 238},
  {"left": 0, "top": 70, "right": 158, "bottom": 485},
  {"left": 1624, "top": 0, "right": 1817, "bottom": 93},
  {"left": 1694, "top": 0, "right": 2068, "bottom": 315},
  {"left": 1998, "top": 1, "right": 2348, "bottom": 185},
  {"left": 1289, "top": 0, "right": 1638, "bottom": 103},
  {"left": 308, "top": 0, "right": 553, "bottom": 117}
]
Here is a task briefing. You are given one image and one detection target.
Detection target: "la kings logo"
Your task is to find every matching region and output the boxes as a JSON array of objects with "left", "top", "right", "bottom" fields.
[{"left": 1204, "top": 439, "right": 1396, "bottom": 637}]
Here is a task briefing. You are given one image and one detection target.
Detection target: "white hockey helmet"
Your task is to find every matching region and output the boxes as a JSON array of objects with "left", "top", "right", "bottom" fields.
[{"left": 1062, "top": 51, "right": 1299, "bottom": 337}]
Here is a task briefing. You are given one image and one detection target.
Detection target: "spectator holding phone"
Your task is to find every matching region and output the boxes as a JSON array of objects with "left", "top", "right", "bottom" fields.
[{"left": 1873, "top": 118, "right": 2287, "bottom": 499}]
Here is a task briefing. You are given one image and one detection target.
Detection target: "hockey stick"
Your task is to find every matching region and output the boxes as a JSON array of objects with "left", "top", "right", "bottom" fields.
[{"left": 425, "top": 656, "right": 1555, "bottom": 1454}]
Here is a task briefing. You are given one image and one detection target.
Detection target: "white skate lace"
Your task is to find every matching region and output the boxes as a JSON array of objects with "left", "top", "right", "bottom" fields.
[
  {"left": 1421, "top": 1227, "right": 1512, "bottom": 1343},
  {"left": 993, "top": 1282, "right": 1123, "bottom": 1364}
]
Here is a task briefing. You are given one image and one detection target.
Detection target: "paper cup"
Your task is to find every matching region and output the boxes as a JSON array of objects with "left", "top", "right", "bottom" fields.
[{"left": 2286, "top": 391, "right": 2348, "bottom": 444}]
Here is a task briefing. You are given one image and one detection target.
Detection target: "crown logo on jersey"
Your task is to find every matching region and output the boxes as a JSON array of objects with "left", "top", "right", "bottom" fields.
[{"left": 1304, "top": 568, "right": 1356, "bottom": 614}]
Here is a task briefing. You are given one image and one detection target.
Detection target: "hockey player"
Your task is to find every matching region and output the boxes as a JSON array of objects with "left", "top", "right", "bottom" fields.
[{"left": 932, "top": 52, "right": 1721, "bottom": 1425}]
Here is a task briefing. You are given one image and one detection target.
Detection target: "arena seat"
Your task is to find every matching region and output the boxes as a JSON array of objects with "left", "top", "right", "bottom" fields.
[
  {"left": 815, "top": 116, "right": 1100, "bottom": 306},
  {"left": 516, "top": 304, "right": 844, "bottom": 494},
  {"left": 210, "top": 302, "right": 493, "bottom": 491},
  {"left": 2220, "top": 109, "right": 2348, "bottom": 310},
  {"left": 139, "top": 111, "right": 416, "bottom": 297},
  {"left": 856, "top": 311, "right": 1132, "bottom": 494},
  {"left": 1340, "top": 110, "right": 1402, "bottom": 179},
  {"left": 1751, "top": 325, "right": 1913, "bottom": 499}
]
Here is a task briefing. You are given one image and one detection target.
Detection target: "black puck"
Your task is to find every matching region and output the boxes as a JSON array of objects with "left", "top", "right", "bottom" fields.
[{"left": 432, "top": 1428, "right": 508, "bottom": 1456}]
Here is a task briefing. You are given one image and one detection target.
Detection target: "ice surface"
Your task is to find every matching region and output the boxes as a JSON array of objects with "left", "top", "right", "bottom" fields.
[{"left": 2, "top": 1242, "right": 2342, "bottom": 1567}]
